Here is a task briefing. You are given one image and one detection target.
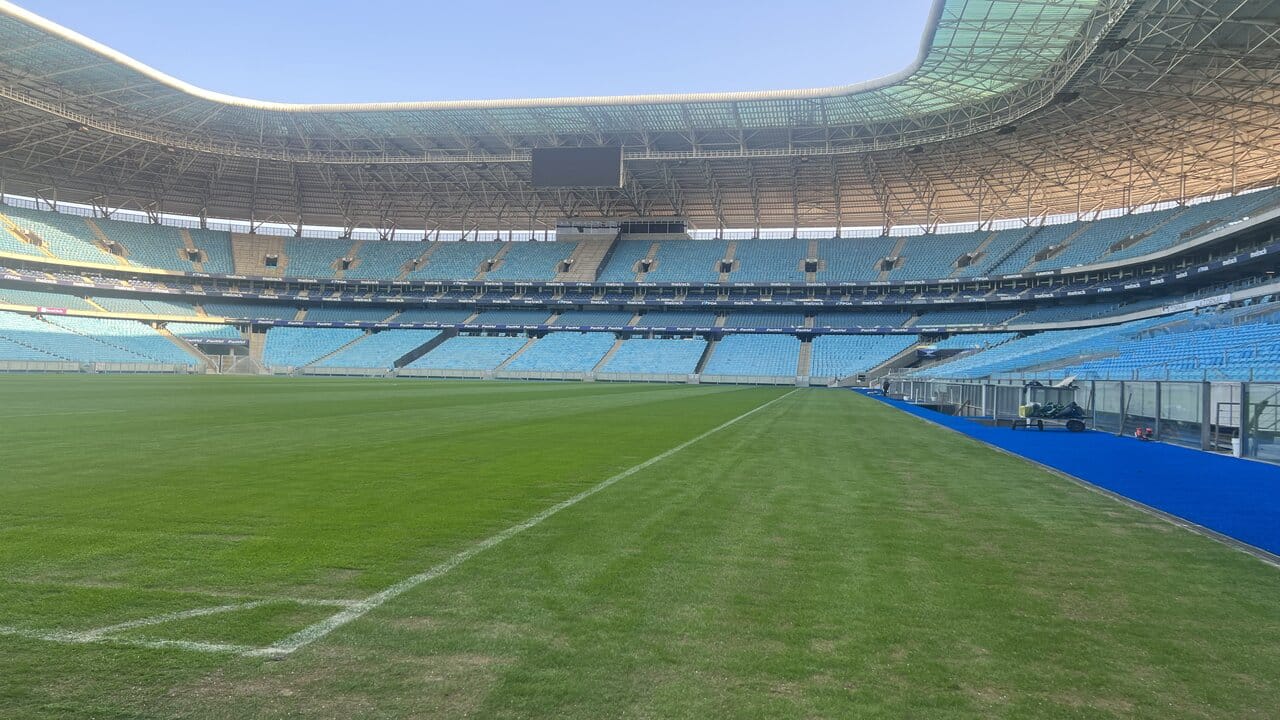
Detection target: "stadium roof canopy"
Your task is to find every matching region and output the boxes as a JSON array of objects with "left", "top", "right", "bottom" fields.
[{"left": 0, "top": 0, "right": 1275, "bottom": 234}]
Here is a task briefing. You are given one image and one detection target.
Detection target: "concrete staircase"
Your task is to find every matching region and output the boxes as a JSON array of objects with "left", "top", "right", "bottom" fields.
[
  {"left": 554, "top": 235, "right": 619, "bottom": 282},
  {"left": 592, "top": 337, "right": 626, "bottom": 372},
  {"left": 877, "top": 236, "right": 910, "bottom": 281},
  {"left": 0, "top": 211, "right": 59, "bottom": 259},
  {"left": 797, "top": 340, "right": 813, "bottom": 377},
  {"left": 495, "top": 334, "right": 539, "bottom": 370},
  {"left": 695, "top": 339, "right": 718, "bottom": 374},
  {"left": 717, "top": 240, "right": 738, "bottom": 282},
  {"left": 178, "top": 229, "right": 207, "bottom": 272},
  {"left": 397, "top": 242, "right": 439, "bottom": 280},
  {"left": 1017, "top": 223, "right": 1093, "bottom": 272},
  {"left": 230, "top": 233, "right": 289, "bottom": 277},
  {"left": 157, "top": 326, "right": 216, "bottom": 371},
  {"left": 633, "top": 242, "right": 662, "bottom": 282},
  {"left": 806, "top": 238, "right": 821, "bottom": 283},
  {"left": 475, "top": 242, "right": 512, "bottom": 280},
  {"left": 83, "top": 219, "right": 131, "bottom": 266}
]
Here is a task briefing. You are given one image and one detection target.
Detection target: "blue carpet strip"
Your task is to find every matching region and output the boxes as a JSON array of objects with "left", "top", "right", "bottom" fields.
[{"left": 858, "top": 390, "right": 1280, "bottom": 560}]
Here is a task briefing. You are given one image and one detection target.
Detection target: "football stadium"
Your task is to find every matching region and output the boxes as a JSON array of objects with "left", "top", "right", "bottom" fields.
[{"left": 1, "top": 0, "right": 1280, "bottom": 716}]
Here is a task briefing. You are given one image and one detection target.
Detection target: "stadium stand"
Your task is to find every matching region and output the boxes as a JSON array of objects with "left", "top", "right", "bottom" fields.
[
  {"left": 305, "top": 306, "right": 395, "bottom": 323},
  {"left": 284, "top": 238, "right": 351, "bottom": 278},
  {"left": 816, "top": 237, "right": 898, "bottom": 282},
  {"left": 889, "top": 232, "right": 988, "bottom": 280},
  {"left": 470, "top": 309, "right": 553, "bottom": 325},
  {"left": 41, "top": 315, "right": 198, "bottom": 365},
  {"left": 731, "top": 239, "right": 809, "bottom": 282},
  {"left": 408, "top": 242, "right": 497, "bottom": 281},
  {"left": 635, "top": 310, "right": 719, "bottom": 327},
  {"left": 405, "top": 335, "right": 528, "bottom": 371},
  {"left": 202, "top": 302, "right": 299, "bottom": 320},
  {"left": 392, "top": 308, "right": 475, "bottom": 324},
  {"left": 596, "top": 240, "right": 651, "bottom": 282},
  {"left": 702, "top": 334, "right": 800, "bottom": 378},
  {"left": 263, "top": 327, "right": 365, "bottom": 368},
  {"left": 914, "top": 306, "right": 1020, "bottom": 326},
  {"left": 485, "top": 241, "right": 578, "bottom": 281},
  {"left": 931, "top": 333, "right": 1016, "bottom": 349},
  {"left": 552, "top": 310, "right": 634, "bottom": 326},
  {"left": 89, "top": 296, "right": 197, "bottom": 316},
  {"left": 599, "top": 337, "right": 707, "bottom": 375},
  {"left": 723, "top": 311, "right": 807, "bottom": 328},
  {"left": 0, "top": 287, "right": 97, "bottom": 311},
  {"left": 344, "top": 241, "right": 426, "bottom": 279},
  {"left": 164, "top": 322, "right": 241, "bottom": 341},
  {"left": 810, "top": 335, "right": 918, "bottom": 378},
  {"left": 316, "top": 329, "right": 441, "bottom": 369},
  {"left": 0, "top": 310, "right": 150, "bottom": 362},
  {"left": 643, "top": 240, "right": 727, "bottom": 282},
  {"left": 812, "top": 310, "right": 912, "bottom": 328},
  {"left": 503, "top": 332, "right": 616, "bottom": 372},
  {"left": 0, "top": 206, "right": 114, "bottom": 264}
]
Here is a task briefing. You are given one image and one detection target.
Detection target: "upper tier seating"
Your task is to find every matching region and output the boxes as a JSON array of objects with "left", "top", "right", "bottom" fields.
[
  {"left": 504, "top": 332, "right": 616, "bottom": 372},
  {"left": 284, "top": 238, "right": 351, "bottom": 278},
  {"left": 406, "top": 335, "right": 528, "bottom": 370},
  {"left": 90, "top": 217, "right": 235, "bottom": 274},
  {"left": 596, "top": 240, "right": 652, "bottom": 282},
  {"left": 42, "top": 315, "right": 199, "bottom": 365},
  {"left": 815, "top": 237, "right": 897, "bottom": 282},
  {"left": 914, "top": 306, "right": 1020, "bottom": 326},
  {"left": 723, "top": 311, "right": 806, "bottom": 328},
  {"left": 407, "top": 242, "right": 500, "bottom": 281},
  {"left": 392, "top": 308, "right": 475, "bottom": 324},
  {"left": 950, "top": 227, "right": 1037, "bottom": 278},
  {"left": 643, "top": 240, "right": 728, "bottom": 283},
  {"left": 0, "top": 206, "right": 115, "bottom": 265},
  {"left": 316, "top": 329, "right": 441, "bottom": 368},
  {"left": 702, "top": 334, "right": 800, "bottom": 377},
  {"left": 599, "top": 337, "right": 707, "bottom": 375},
  {"left": 344, "top": 241, "right": 427, "bottom": 279},
  {"left": 809, "top": 335, "right": 918, "bottom": 378},
  {"left": 812, "top": 310, "right": 913, "bottom": 328},
  {"left": 889, "top": 232, "right": 988, "bottom": 281},
  {"left": 731, "top": 239, "right": 809, "bottom": 283},
  {"left": 931, "top": 332, "right": 1016, "bottom": 350},
  {"left": 263, "top": 327, "right": 365, "bottom": 368},
  {"left": 485, "top": 241, "right": 578, "bottom": 281},
  {"left": 203, "top": 301, "right": 300, "bottom": 320},
  {"left": 89, "top": 295, "right": 197, "bottom": 316}
]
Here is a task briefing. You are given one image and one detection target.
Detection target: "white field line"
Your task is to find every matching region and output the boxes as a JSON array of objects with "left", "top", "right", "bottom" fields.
[
  {"left": 0, "top": 624, "right": 253, "bottom": 654},
  {"left": 78, "top": 601, "right": 270, "bottom": 640},
  {"left": 249, "top": 388, "right": 799, "bottom": 657}
]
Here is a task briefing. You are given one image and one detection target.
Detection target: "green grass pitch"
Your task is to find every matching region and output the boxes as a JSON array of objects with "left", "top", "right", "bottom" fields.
[{"left": 1, "top": 375, "right": 1279, "bottom": 718}]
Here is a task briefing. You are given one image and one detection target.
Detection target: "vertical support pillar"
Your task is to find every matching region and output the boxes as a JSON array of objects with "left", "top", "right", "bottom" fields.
[
  {"left": 1239, "top": 382, "right": 1250, "bottom": 458},
  {"left": 1117, "top": 381, "right": 1126, "bottom": 435},
  {"left": 1200, "top": 381, "right": 1212, "bottom": 451},
  {"left": 1153, "top": 381, "right": 1162, "bottom": 440}
]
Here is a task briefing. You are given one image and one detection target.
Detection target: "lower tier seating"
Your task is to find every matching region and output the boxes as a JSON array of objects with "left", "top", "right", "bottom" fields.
[
  {"left": 263, "top": 327, "right": 364, "bottom": 368},
  {"left": 599, "top": 337, "right": 707, "bottom": 375},
  {"left": 702, "top": 334, "right": 800, "bottom": 378},
  {"left": 316, "top": 330, "right": 441, "bottom": 369}
]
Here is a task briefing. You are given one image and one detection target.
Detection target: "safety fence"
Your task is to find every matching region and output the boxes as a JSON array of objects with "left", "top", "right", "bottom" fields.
[{"left": 889, "top": 378, "right": 1280, "bottom": 465}]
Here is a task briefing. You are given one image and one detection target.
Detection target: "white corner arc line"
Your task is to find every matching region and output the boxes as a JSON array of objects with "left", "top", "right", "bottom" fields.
[
  {"left": 0, "top": 624, "right": 254, "bottom": 654},
  {"left": 79, "top": 601, "right": 270, "bottom": 640},
  {"left": 249, "top": 388, "right": 799, "bottom": 657}
]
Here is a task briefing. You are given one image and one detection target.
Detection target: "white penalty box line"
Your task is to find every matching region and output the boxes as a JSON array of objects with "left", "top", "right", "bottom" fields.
[{"left": 1, "top": 389, "right": 798, "bottom": 657}]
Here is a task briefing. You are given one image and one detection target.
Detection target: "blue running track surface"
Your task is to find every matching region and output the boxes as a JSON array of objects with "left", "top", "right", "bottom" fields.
[{"left": 858, "top": 390, "right": 1280, "bottom": 558}]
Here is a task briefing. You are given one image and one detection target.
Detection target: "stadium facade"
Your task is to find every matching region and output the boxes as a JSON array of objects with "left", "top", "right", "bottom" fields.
[{"left": 0, "top": 0, "right": 1277, "bottom": 457}]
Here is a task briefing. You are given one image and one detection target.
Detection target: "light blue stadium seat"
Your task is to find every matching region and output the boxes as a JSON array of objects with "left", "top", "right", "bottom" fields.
[
  {"left": 809, "top": 335, "right": 917, "bottom": 377},
  {"left": 485, "top": 241, "right": 578, "bottom": 281},
  {"left": 702, "top": 334, "right": 800, "bottom": 377},
  {"left": 504, "top": 332, "right": 616, "bottom": 372},
  {"left": 406, "top": 335, "right": 528, "bottom": 370},
  {"left": 600, "top": 337, "right": 707, "bottom": 375},
  {"left": 263, "top": 327, "right": 365, "bottom": 368},
  {"left": 317, "top": 329, "right": 441, "bottom": 368}
]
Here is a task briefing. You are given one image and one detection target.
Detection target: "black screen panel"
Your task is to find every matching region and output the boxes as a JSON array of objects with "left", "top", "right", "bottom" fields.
[{"left": 531, "top": 147, "right": 623, "bottom": 188}]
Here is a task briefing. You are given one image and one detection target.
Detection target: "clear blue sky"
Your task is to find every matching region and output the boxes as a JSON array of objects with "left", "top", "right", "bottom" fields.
[{"left": 15, "top": 0, "right": 936, "bottom": 103}]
